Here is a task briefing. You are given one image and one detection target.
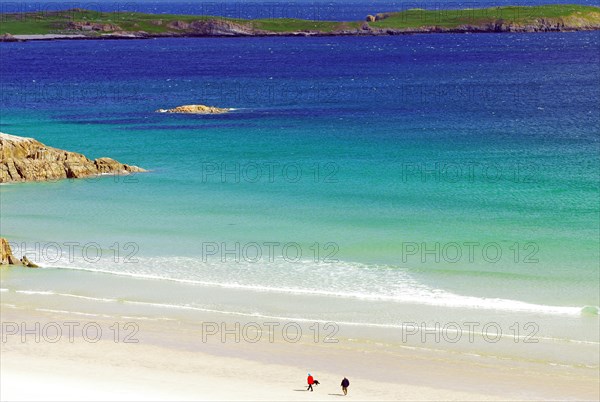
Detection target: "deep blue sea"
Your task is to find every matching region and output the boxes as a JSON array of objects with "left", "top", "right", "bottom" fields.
[{"left": 0, "top": 4, "right": 599, "bottom": 351}]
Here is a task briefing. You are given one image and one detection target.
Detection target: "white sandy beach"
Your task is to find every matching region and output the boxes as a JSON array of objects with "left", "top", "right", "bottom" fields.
[
  {"left": 1, "top": 305, "right": 598, "bottom": 401},
  {"left": 1, "top": 345, "right": 498, "bottom": 402}
]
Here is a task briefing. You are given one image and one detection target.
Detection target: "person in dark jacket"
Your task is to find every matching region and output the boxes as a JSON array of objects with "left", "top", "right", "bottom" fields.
[
  {"left": 307, "top": 373, "right": 314, "bottom": 392},
  {"left": 341, "top": 377, "right": 350, "bottom": 395}
]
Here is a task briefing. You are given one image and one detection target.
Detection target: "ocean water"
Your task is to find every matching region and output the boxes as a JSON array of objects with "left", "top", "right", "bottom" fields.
[{"left": 1, "top": 28, "right": 599, "bottom": 360}]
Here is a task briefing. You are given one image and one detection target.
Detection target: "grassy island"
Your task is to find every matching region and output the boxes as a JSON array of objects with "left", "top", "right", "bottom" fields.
[{"left": 1, "top": 4, "right": 599, "bottom": 39}]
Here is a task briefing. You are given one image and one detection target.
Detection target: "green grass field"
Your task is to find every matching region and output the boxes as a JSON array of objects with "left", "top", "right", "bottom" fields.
[
  {"left": 251, "top": 19, "right": 361, "bottom": 33},
  {"left": 1, "top": 5, "right": 599, "bottom": 35},
  {"left": 370, "top": 5, "right": 600, "bottom": 29},
  {"left": 0, "top": 10, "right": 236, "bottom": 35}
]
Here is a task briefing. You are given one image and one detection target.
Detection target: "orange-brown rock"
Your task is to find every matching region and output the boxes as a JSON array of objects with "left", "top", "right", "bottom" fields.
[
  {"left": 0, "top": 238, "right": 21, "bottom": 265},
  {"left": 0, "top": 238, "right": 39, "bottom": 268},
  {"left": 0, "top": 132, "right": 146, "bottom": 183},
  {"left": 156, "top": 104, "right": 231, "bottom": 114}
]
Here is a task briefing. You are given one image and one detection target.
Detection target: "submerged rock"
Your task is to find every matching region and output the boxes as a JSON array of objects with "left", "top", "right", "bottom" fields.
[
  {"left": 156, "top": 104, "right": 231, "bottom": 114},
  {"left": 0, "top": 132, "right": 146, "bottom": 183}
]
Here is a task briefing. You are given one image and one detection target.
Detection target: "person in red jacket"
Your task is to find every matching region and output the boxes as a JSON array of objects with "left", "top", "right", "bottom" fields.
[{"left": 307, "top": 373, "right": 314, "bottom": 392}]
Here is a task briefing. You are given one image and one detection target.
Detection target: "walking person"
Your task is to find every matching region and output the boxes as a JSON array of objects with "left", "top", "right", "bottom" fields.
[
  {"left": 341, "top": 377, "right": 350, "bottom": 395},
  {"left": 307, "top": 373, "right": 315, "bottom": 392}
]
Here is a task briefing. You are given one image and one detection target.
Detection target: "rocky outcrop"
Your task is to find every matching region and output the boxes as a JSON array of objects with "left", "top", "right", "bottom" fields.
[
  {"left": 366, "top": 15, "right": 376, "bottom": 22},
  {"left": 0, "top": 238, "right": 39, "bottom": 268},
  {"left": 1, "top": 238, "right": 20, "bottom": 265},
  {"left": 0, "top": 132, "right": 146, "bottom": 183},
  {"left": 167, "top": 20, "right": 190, "bottom": 30},
  {"left": 374, "top": 13, "right": 392, "bottom": 21},
  {"left": 362, "top": 11, "right": 600, "bottom": 34},
  {"left": 166, "top": 19, "right": 256, "bottom": 35},
  {"left": 192, "top": 19, "right": 256, "bottom": 35},
  {"left": 0, "top": 33, "right": 19, "bottom": 42},
  {"left": 156, "top": 104, "right": 231, "bottom": 114},
  {"left": 68, "top": 21, "right": 122, "bottom": 32},
  {"left": 404, "top": 16, "right": 600, "bottom": 33},
  {"left": 474, "top": 15, "right": 600, "bottom": 32},
  {"left": 21, "top": 256, "right": 39, "bottom": 268}
]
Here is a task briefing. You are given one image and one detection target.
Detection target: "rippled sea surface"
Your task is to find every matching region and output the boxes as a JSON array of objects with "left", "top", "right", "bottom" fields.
[{"left": 1, "top": 27, "right": 599, "bottom": 354}]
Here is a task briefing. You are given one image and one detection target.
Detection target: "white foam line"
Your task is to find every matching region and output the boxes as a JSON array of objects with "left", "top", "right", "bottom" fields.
[
  {"left": 35, "top": 308, "right": 107, "bottom": 318},
  {"left": 8, "top": 290, "right": 599, "bottom": 346},
  {"left": 123, "top": 300, "right": 600, "bottom": 345},
  {"left": 0, "top": 288, "right": 9, "bottom": 292},
  {"left": 15, "top": 290, "right": 117, "bottom": 303},
  {"left": 54, "top": 293, "right": 117, "bottom": 303},
  {"left": 49, "top": 265, "right": 588, "bottom": 317},
  {"left": 16, "top": 290, "right": 55, "bottom": 296},
  {"left": 120, "top": 315, "right": 175, "bottom": 321}
]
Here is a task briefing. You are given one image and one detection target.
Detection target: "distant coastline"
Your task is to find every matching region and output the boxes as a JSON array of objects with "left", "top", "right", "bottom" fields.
[{"left": 1, "top": 4, "right": 600, "bottom": 41}]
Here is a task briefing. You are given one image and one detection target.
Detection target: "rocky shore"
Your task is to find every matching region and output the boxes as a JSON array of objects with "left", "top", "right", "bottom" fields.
[
  {"left": 0, "top": 238, "right": 38, "bottom": 267},
  {"left": 0, "top": 132, "right": 146, "bottom": 183}
]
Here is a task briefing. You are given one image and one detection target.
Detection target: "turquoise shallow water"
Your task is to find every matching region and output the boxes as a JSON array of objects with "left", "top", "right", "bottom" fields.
[{"left": 1, "top": 33, "right": 599, "bottom": 333}]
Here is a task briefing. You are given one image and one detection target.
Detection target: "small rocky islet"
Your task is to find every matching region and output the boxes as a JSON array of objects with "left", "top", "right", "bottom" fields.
[{"left": 155, "top": 104, "right": 231, "bottom": 114}]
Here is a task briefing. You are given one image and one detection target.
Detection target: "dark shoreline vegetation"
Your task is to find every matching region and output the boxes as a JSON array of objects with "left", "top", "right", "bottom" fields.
[{"left": 1, "top": 4, "right": 600, "bottom": 40}]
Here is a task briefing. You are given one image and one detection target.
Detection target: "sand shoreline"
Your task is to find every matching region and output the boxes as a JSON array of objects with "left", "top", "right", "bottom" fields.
[{"left": 1, "top": 304, "right": 598, "bottom": 401}]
